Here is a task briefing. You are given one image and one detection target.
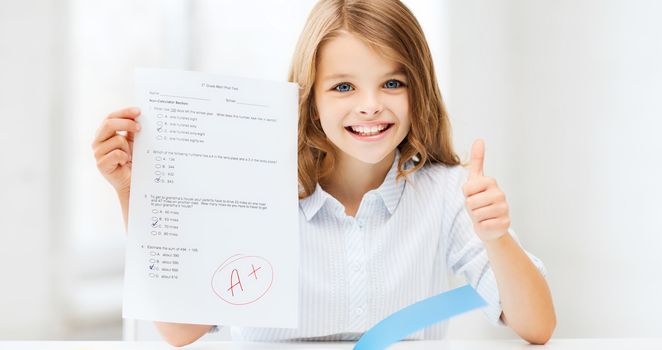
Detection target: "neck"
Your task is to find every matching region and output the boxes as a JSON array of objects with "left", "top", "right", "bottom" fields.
[{"left": 320, "top": 150, "right": 395, "bottom": 214}]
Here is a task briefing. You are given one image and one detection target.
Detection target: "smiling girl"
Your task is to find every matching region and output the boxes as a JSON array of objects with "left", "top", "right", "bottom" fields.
[{"left": 92, "top": 0, "right": 555, "bottom": 346}]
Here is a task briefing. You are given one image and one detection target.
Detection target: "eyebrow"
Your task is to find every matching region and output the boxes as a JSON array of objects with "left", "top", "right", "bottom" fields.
[{"left": 322, "top": 69, "right": 405, "bottom": 82}]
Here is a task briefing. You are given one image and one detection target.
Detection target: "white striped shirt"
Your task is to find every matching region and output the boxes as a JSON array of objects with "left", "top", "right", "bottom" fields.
[{"left": 220, "top": 149, "right": 547, "bottom": 341}]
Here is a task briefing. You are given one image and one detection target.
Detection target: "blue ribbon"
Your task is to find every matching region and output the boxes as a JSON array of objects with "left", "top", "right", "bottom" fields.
[{"left": 353, "top": 285, "right": 487, "bottom": 350}]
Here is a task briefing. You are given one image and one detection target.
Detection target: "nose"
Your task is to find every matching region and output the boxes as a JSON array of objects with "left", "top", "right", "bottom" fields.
[{"left": 355, "top": 91, "right": 383, "bottom": 117}]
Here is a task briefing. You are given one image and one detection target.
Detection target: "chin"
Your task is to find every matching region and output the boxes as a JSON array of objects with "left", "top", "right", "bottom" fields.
[{"left": 343, "top": 148, "right": 394, "bottom": 165}]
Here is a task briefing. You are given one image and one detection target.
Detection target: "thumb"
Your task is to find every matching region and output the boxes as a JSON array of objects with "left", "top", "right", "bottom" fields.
[{"left": 469, "top": 139, "right": 485, "bottom": 179}]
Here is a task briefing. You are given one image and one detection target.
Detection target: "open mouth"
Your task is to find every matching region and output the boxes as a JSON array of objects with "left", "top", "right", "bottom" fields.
[{"left": 344, "top": 123, "right": 394, "bottom": 137}]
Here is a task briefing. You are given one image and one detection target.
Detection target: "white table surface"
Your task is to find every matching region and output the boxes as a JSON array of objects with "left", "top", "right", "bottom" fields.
[{"left": 1, "top": 339, "right": 661, "bottom": 350}]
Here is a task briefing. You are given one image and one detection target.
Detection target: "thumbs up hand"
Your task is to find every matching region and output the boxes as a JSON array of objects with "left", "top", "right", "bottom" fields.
[{"left": 462, "top": 139, "right": 510, "bottom": 242}]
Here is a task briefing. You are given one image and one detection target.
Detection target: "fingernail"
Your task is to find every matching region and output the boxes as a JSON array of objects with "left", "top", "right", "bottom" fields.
[
  {"left": 131, "top": 107, "right": 141, "bottom": 114},
  {"left": 136, "top": 123, "right": 141, "bottom": 131}
]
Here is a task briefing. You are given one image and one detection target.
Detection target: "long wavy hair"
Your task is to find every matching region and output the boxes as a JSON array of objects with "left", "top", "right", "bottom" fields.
[{"left": 289, "top": 0, "right": 460, "bottom": 199}]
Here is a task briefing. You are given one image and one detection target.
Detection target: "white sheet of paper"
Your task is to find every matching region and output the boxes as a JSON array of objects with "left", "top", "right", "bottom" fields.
[{"left": 122, "top": 68, "right": 299, "bottom": 328}]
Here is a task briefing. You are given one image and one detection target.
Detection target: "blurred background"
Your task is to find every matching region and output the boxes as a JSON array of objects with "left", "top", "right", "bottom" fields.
[{"left": 0, "top": 0, "right": 660, "bottom": 341}]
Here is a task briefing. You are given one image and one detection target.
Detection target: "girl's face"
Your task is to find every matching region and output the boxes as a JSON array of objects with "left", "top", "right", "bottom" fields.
[{"left": 314, "top": 31, "right": 411, "bottom": 165}]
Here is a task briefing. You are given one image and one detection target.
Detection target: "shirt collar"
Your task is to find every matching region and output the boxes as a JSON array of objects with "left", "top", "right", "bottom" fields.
[{"left": 299, "top": 149, "right": 410, "bottom": 221}]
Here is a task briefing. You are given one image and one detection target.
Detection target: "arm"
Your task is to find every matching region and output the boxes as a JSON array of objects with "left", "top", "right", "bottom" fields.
[
  {"left": 484, "top": 234, "right": 555, "bottom": 344},
  {"left": 118, "top": 187, "right": 130, "bottom": 231},
  {"left": 462, "top": 140, "right": 555, "bottom": 344},
  {"left": 153, "top": 322, "right": 214, "bottom": 347}
]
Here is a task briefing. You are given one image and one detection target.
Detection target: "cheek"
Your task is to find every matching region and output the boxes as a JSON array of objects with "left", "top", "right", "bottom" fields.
[
  {"left": 316, "top": 97, "right": 351, "bottom": 125},
  {"left": 398, "top": 117, "right": 412, "bottom": 141},
  {"left": 386, "top": 94, "right": 410, "bottom": 125},
  {"left": 318, "top": 114, "right": 334, "bottom": 134},
  {"left": 315, "top": 108, "right": 342, "bottom": 136},
  {"left": 394, "top": 98, "right": 412, "bottom": 139},
  {"left": 313, "top": 95, "right": 330, "bottom": 129},
  {"left": 397, "top": 95, "right": 410, "bottom": 119}
]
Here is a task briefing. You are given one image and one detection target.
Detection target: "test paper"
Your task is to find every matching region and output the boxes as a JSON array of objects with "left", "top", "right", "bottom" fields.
[{"left": 122, "top": 68, "right": 299, "bottom": 328}]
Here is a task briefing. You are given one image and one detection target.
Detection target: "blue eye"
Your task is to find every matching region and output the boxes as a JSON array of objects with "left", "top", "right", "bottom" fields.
[
  {"left": 334, "top": 83, "right": 353, "bottom": 92},
  {"left": 384, "top": 79, "right": 404, "bottom": 89}
]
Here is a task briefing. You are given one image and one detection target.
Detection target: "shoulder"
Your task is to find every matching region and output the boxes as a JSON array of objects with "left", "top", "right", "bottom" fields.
[
  {"left": 408, "top": 162, "right": 468, "bottom": 192},
  {"left": 399, "top": 162, "right": 468, "bottom": 225},
  {"left": 400, "top": 162, "right": 468, "bottom": 211}
]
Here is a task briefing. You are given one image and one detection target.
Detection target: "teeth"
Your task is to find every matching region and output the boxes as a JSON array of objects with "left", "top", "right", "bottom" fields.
[{"left": 350, "top": 124, "right": 388, "bottom": 135}]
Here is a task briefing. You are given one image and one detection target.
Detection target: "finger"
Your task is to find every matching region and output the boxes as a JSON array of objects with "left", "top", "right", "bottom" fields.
[
  {"left": 476, "top": 217, "right": 511, "bottom": 232},
  {"left": 92, "top": 107, "right": 141, "bottom": 147},
  {"left": 106, "top": 107, "right": 141, "bottom": 120},
  {"left": 94, "top": 134, "right": 131, "bottom": 160},
  {"left": 93, "top": 118, "right": 141, "bottom": 147},
  {"left": 96, "top": 149, "right": 131, "bottom": 174},
  {"left": 471, "top": 202, "right": 508, "bottom": 223},
  {"left": 462, "top": 176, "right": 497, "bottom": 197},
  {"left": 465, "top": 189, "right": 504, "bottom": 211},
  {"left": 469, "top": 139, "right": 485, "bottom": 179}
]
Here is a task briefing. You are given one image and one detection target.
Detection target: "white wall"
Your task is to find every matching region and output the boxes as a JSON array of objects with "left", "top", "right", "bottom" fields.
[
  {"left": 0, "top": 0, "right": 62, "bottom": 339},
  {"left": 446, "top": 0, "right": 662, "bottom": 338}
]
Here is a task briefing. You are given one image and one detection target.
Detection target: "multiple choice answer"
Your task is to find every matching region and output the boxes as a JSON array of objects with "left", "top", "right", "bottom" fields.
[
  {"left": 150, "top": 149, "right": 276, "bottom": 186},
  {"left": 152, "top": 151, "right": 176, "bottom": 184},
  {"left": 142, "top": 244, "right": 199, "bottom": 280},
  {"left": 149, "top": 208, "right": 180, "bottom": 237},
  {"left": 151, "top": 105, "right": 278, "bottom": 145}
]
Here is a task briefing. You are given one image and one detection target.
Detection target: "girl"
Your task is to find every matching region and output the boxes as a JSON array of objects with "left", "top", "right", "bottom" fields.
[{"left": 92, "top": 0, "right": 555, "bottom": 346}]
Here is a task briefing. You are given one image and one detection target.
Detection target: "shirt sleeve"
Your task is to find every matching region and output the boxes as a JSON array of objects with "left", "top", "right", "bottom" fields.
[{"left": 444, "top": 170, "right": 548, "bottom": 327}]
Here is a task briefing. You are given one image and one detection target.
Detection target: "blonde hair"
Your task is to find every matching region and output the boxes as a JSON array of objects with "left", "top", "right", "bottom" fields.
[{"left": 289, "top": 0, "right": 460, "bottom": 199}]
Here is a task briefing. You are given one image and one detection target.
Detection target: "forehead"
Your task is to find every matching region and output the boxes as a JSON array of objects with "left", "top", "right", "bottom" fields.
[{"left": 316, "top": 31, "right": 403, "bottom": 80}]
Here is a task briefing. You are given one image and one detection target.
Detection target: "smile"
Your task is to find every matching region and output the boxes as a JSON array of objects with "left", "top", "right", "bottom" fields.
[
  {"left": 345, "top": 123, "right": 394, "bottom": 136},
  {"left": 344, "top": 123, "right": 394, "bottom": 142}
]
